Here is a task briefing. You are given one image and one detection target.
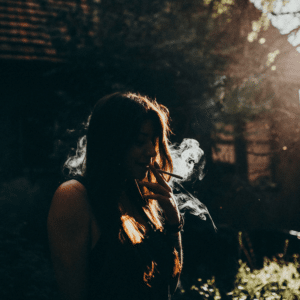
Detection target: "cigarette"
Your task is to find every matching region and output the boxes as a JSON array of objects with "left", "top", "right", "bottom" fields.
[{"left": 157, "top": 169, "right": 183, "bottom": 180}]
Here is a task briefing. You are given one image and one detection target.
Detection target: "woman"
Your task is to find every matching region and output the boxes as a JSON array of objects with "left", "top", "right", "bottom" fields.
[{"left": 47, "top": 92, "right": 183, "bottom": 300}]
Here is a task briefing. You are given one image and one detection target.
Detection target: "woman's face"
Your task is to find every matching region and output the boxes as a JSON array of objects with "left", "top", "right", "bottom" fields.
[{"left": 124, "top": 119, "right": 158, "bottom": 180}]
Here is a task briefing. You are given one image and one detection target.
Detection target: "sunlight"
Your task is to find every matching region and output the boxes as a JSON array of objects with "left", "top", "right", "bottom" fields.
[
  {"left": 259, "top": 37, "right": 266, "bottom": 44},
  {"left": 270, "top": 0, "right": 300, "bottom": 35},
  {"left": 288, "top": 29, "right": 300, "bottom": 46},
  {"left": 273, "top": 0, "right": 300, "bottom": 13},
  {"left": 251, "top": 0, "right": 300, "bottom": 51}
]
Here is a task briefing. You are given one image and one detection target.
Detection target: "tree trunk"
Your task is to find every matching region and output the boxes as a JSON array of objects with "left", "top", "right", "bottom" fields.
[{"left": 234, "top": 119, "right": 248, "bottom": 183}]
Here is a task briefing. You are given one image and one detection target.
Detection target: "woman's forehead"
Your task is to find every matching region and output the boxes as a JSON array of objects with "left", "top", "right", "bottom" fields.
[{"left": 139, "top": 119, "right": 160, "bottom": 136}]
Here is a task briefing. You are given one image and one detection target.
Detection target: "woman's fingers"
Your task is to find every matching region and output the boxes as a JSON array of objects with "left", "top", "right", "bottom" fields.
[
  {"left": 138, "top": 181, "right": 169, "bottom": 197},
  {"left": 143, "top": 193, "right": 177, "bottom": 212},
  {"left": 153, "top": 161, "right": 160, "bottom": 169},
  {"left": 143, "top": 194, "right": 168, "bottom": 203},
  {"left": 149, "top": 162, "right": 172, "bottom": 192}
]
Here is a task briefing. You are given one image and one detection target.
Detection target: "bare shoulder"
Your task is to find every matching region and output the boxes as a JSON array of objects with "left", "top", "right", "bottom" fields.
[
  {"left": 48, "top": 180, "right": 93, "bottom": 275},
  {"left": 55, "top": 179, "right": 87, "bottom": 200},
  {"left": 48, "top": 179, "right": 90, "bottom": 230},
  {"left": 48, "top": 179, "right": 102, "bottom": 250}
]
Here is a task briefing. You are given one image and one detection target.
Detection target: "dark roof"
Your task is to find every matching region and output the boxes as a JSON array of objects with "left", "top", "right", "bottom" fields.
[{"left": 0, "top": 0, "right": 89, "bottom": 62}]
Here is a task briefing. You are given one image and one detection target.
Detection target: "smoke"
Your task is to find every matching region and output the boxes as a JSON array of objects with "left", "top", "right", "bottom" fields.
[
  {"left": 170, "top": 138, "right": 205, "bottom": 182},
  {"left": 169, "top": 139, "right": 217, "bottom": 231},
  {"left": 63, "top": 135, "right": 86, "bottom": 177},
  {"left": 63, "top": 135, "right": 216, "bottom": 230}
]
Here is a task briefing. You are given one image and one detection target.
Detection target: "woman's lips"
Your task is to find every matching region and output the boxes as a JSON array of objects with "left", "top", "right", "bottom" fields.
[{"left": 137, "top": 163, "right": 150, "bottom": 170}]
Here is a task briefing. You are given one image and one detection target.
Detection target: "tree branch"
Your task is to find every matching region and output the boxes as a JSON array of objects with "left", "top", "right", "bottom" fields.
[{"left": 270, "top": 11, "right": 300, "bottom": 16}]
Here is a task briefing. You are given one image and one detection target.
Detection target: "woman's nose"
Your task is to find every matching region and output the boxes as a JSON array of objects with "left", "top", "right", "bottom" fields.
[{"left": 145, "top": 141, "right": 156, "bottom": 158}]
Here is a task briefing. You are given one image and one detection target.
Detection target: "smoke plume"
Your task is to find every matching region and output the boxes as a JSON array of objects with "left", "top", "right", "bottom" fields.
[
  {"left": 63, "top": 135, "right": 86, "bottom": 177},
  {"left": 169, "top": 139, "right": 217, "bottom": 230},
  {"left": 63, "top": 135, "right": 216, "bottom": 230}
]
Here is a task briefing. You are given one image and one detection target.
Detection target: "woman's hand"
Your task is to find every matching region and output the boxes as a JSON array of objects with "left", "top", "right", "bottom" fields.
[
  {"left": 138, "top": 163, "right": 184, "bottom": 291},
  {"left": 137, "top": 162, "right": 181, "bottom": 225}
]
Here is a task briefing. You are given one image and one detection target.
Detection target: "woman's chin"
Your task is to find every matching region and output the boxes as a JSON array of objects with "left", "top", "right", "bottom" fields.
[
  {"left": 135, "top": 173, "right": 147, "bottom": 180},
  {"left": 133, "top": 170, "right": 148, "bottom": 180},
  {"left": 126, "top": 166, "right": 149, "bottom": 180}
]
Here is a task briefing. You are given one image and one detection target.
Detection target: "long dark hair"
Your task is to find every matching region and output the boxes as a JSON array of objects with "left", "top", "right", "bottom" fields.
[
  {"left": 64, "top": 92, "right": 182, "bottom": 285},
  {"left": 65, "top": 92, "right": 173, "bottom": 239}
]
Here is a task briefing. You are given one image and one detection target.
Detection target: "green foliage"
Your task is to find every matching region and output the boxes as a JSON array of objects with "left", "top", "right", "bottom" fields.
[
  {"left": 219, "top": 75, "right": 273, "bottom": 122},
  {"left": 186, "top": 255, "right": 300, "bottom": 300},
  {"left": 204, "top": 0, "right": 235, "bottom": 19},
  {"left": 44, "top": 0, "right": 251, "bottom": 149},
  {"left": 44, "top": 0, "right": 253, "bottom": 99},
  {"left": 179, "top": 277, "right": 222, "bottom": 300},
  {"left": 229, "top": 256, "right": 300, "bottom": 300}
]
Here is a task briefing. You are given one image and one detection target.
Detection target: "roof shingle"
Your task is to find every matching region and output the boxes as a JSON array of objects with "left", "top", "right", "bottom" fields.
[{"left": 0, "top": 0, "right": 87, "bottom": 62}]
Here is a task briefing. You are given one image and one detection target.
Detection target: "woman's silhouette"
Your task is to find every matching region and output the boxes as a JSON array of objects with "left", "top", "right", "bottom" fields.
[{"left": 47, "top": 92, "right": 183, "bottom": 300}]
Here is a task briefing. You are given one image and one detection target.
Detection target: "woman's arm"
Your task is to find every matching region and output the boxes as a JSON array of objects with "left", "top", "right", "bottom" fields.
[
  {"left": 138, "top": 163, "right": 184, "bottom": 292},
  {"left": 47, "top": 180, "right": 91, "bottom": 300}
]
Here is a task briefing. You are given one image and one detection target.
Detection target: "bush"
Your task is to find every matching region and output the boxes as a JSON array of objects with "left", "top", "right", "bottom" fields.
[
  {"left": 177, "top": 277, "right": 221, "bottom": 300},
  {"left": 185, "top": 255, "right": 300, "bottom": 300},
  {"left": 228, "top": 256, "right": 300, "bottom": 300}
]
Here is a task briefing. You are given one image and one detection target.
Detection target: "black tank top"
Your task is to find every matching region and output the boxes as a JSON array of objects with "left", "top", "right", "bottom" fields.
[{"left": 70, "top": 176, "right": 175, "bottom": 300}]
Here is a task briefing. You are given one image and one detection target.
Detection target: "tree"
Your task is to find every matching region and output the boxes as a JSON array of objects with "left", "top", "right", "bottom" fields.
[
  {"left": 43, "top": 0, "right": 283, "bottom": 175},
  {"left": 249, "top": 0, "right": 300, "bottom": 49},
  {"left": 42, "top": 0, "right": 252, "bottom": 158}
]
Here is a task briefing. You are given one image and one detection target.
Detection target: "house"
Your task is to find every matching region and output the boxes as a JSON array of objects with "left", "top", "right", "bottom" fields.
[{"left": 210, "top": 4, "right": 300, "bottom": 230}]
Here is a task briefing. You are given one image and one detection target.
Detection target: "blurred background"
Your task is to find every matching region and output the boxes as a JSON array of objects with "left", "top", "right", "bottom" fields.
[{"left": 0, "top": 0, "right": 300, "bottom": 299}]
